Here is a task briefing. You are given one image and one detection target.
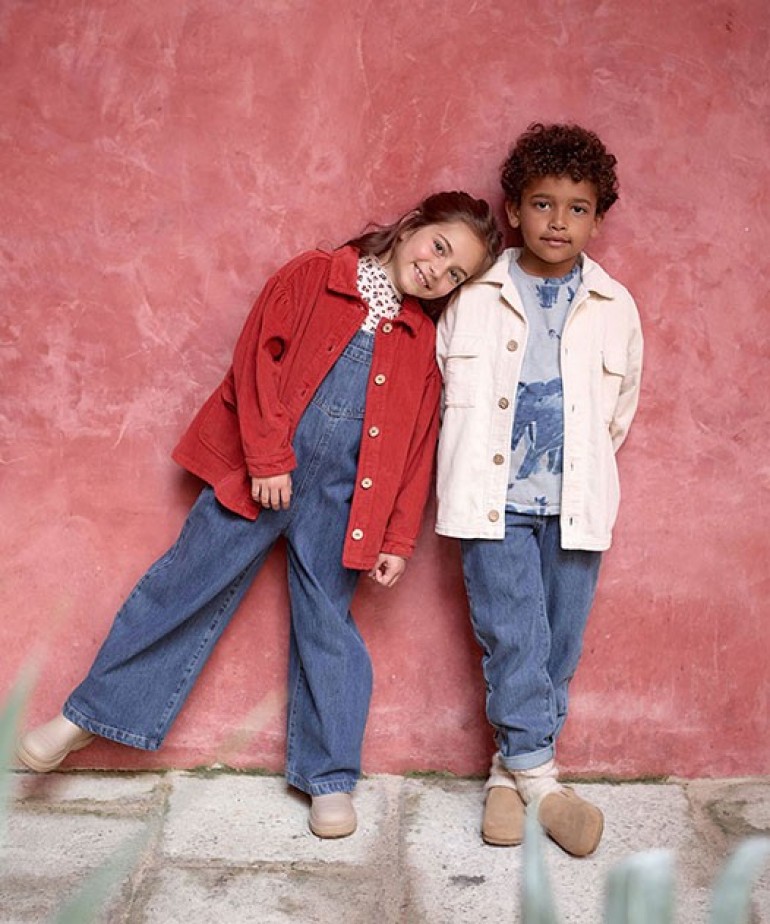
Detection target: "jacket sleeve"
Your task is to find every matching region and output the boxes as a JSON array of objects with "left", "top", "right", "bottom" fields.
[
  {"left": 231, "top": 270, "right": 298, "bottom": 477},
  {"left": 435, "top": 295, "right": 458, "bottom": 377},
  {"left": 381, "top": 356, "right": 442, "bottom": 559},
  {"left": 610, "top": 296, "right": 644, "bottom": 452}
]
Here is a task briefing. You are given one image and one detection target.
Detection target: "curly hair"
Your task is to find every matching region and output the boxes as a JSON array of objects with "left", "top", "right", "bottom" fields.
[{"left": 500, "top": 123, "right": 619, "bottom": 216}]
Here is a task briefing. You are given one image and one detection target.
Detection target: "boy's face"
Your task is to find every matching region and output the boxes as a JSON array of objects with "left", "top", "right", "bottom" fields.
[{"left": 506, "top": 175, "right": 602, "bottom": 278}]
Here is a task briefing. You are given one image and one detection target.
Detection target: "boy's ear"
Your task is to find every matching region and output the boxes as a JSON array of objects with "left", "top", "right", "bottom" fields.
[
  {"left": 590, "top": 213, "right": 604, "bottom": 238},
  {"left": 504, "top": 200, "right": 521, "bottom": 229}
]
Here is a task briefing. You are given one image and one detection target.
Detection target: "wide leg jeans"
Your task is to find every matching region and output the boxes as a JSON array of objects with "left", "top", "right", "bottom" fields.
[{"left": 64, "top": 330, "right": 376, "bottom": 795}]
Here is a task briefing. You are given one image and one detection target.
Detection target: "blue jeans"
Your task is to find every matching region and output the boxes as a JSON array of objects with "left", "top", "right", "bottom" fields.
[
  {"left": 461, "top": 512, "right": 601, "bottom": 772},
  {"left": 64, "top": 330, "right": 376, "bottom": 796}
]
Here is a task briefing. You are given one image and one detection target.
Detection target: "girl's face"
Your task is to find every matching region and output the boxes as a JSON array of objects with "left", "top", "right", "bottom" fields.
[{"left": 384, "top": 221, "right": 488, "bottom": 300}]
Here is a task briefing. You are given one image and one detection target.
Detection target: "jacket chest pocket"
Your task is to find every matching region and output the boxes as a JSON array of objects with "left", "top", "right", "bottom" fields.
[
  {"left": 443, "top": 335, "right": 482, "bottom": 408},
  {"left": 600, "top": 348, "right": 627, "bottom": 423}
]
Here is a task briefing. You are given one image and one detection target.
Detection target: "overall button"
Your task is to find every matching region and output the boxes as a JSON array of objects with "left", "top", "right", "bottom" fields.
[
  {"left": 498, "top": 397, "right": 510, "bottom": 410},
  {"left": 381, "top": 322, "right": 393, "bottom": 334},
  {"left": 374, "top": 373, "right": 387, "bottom": 385},
  {"left": 488, "top": 510, "right": 500, "bottom": 523},
  {"left": 368, "top": 426, "right": 380, "bottom": 438},
  {"left": 493, "top": 454, "right": 505, "bottom": 465},
  {"left": 351, "top": 528, "right": 364, "bottom": 540},
  {"left": 361, "top": 477, "right": 373, "bottom": 489},
  {"left": 506, "top": 340, "right": 519, "bottom": 352}
]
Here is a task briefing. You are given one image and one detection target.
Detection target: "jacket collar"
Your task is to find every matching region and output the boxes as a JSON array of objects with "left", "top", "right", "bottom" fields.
[
  {"left": 327, "top": 245, "right": 424, "bottom": 335},
  {"left": 480, "top": 247, "right": 616, "bottom": 307}
]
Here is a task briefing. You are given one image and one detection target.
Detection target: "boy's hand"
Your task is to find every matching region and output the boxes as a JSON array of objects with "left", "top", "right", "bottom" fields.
[
  {"left": 368, "top": 554, "right": 406, "bottom": 588},
  {"left": 251, "top": 474, "right": 292, "bottom": 510}
]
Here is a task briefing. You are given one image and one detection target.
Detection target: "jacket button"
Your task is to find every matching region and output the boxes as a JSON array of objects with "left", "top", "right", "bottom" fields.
[
  {"left": 368, "top": 426, "right": 380, "bottom": 438},
  {"left": 351, "top": 528, "right": 364, "bottom": 540},
  {"left": 361, "top": 477, "right": 373, "bottom": 489},
  {"left": 488, "top": 510, "right": 500, "bottom": 522},
  {"left": 498, "top": 397, "right": 510, "bottom": 410},
  {"left": 493, "top": 454, "right": 505, "bottom": 465},
  {"left": 374, "top": 373, "right": 387, "bottom": 385},
  {"left": 381, "top": 322, "right": 393, "bottom": 333},
  {"left": 506, "top": 340, "right": 519, "bottom": 352}
]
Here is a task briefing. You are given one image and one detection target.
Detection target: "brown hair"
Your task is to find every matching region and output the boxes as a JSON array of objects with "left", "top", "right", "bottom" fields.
[{"left": 346, "top": 189, "right": 503, "bottom": 287}]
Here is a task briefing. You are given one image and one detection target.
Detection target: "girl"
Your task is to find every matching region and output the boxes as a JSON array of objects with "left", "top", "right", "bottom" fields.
[{"left": 17, "top": 191, "right": 502, "bottom": 839}]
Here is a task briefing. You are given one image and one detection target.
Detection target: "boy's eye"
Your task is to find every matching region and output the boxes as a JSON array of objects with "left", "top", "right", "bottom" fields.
[
  {"left": 572, "top": 205, "right": 588, "bottom": 215},
  {"left": 533, "top": 201, "right": 550, "bottom": 211}
]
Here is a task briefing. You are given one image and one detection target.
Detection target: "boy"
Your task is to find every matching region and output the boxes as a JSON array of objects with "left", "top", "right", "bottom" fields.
[{"left": 436, "top": 123, "right": 643, "bottom": 856}]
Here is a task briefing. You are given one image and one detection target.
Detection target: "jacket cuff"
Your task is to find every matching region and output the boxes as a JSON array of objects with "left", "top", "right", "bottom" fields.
[
  {"left": 381, "top": 534, "right": 415, "bottom": 560},
  {"left": 245, "top": 448, "right": 297, "bottom": 479}
]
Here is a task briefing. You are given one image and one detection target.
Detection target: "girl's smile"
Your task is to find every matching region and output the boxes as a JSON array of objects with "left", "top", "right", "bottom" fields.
[{"left": 383, "top": 220, "right": 488, "bottom": 300}]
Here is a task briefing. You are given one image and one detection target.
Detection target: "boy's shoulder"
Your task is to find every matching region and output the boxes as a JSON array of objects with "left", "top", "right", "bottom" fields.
[
  {"left": 449, "top": 248, "right": 514, "bottom": 304},
  {"left": 581, "top": 252, "right": 638, "bottom": 311}
]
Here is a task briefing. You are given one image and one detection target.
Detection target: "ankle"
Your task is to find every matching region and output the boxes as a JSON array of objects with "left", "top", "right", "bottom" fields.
[
  {"left": 513, "top": 759, "right": 562, "bottom": 805},
  {"left": 484, "top": 752, "right": 519, "bottom": 792}
]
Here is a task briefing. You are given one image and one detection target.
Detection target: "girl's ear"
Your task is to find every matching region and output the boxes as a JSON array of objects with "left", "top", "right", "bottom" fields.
[{"left": 504, "top": 201, "right": 521, "bottom": 229}]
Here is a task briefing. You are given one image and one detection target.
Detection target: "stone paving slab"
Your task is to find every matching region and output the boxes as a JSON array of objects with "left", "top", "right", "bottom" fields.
[{"left": 0, "top": 771, "right": 768, "bottom": 923}]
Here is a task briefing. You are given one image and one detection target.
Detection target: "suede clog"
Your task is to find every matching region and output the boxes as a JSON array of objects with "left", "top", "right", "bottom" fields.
[
  {"left": 538, "top": 787, "right": 604, "bottom": 857},
  {"left": 482, "top": 785, "right": 526, "bottom": 846}
]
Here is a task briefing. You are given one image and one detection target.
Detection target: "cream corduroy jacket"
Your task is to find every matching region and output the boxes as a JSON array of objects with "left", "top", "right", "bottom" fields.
[{"left": 435, "top": 248, "right": 643, "bottom": 551}]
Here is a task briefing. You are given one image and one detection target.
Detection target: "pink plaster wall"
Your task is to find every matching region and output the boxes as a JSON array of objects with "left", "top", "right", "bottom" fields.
[{"left": 2, "top": 0, "right": 768, "bottom": 779}]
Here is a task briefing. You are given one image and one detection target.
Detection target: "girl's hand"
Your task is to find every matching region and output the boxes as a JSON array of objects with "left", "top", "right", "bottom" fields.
[
  {"left": 251, "top": 474, "right": 292, "bottom": 510},
  {"left": 368, "top": 554, "right": 406, "bottom": 588}
]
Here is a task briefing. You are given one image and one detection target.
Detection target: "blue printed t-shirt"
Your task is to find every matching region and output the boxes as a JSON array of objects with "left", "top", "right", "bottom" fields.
[{"left": 506, "top": 257, "right": 581, "bottom": 515}]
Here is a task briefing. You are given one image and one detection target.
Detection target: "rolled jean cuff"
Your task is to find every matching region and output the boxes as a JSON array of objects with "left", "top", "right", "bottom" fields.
[{"left": 500, "top": 743, "right": 555, "bottom": 773}]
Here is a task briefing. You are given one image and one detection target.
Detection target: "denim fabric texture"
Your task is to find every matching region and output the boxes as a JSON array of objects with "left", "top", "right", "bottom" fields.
[
  {"left": 65, "top": 329, "right": 376, "bottom": 796},
  {"left": 461, "top": 511, "right": 601, "bottom": 772}
]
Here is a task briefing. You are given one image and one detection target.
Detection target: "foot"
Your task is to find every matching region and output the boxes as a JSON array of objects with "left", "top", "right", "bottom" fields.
[
  {"left": 538, "top": 787, "right": 604, "bottom": 857},
  {"left": 309, "top": 793, "right": 357, "bottom": 839},
  {"left": 482, "top": 785, "right": 526, "bottom": 846},
  {"left": 16, "top": 714, "right": 95, "bottom": 772}
]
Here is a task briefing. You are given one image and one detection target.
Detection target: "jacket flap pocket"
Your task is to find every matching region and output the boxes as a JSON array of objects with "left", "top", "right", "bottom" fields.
[
  {"left": 602, "top": 349, "right": 627, "bottom": 377},
  {"left": 446, "top": 334, "right": 482, "bottom": 358}
]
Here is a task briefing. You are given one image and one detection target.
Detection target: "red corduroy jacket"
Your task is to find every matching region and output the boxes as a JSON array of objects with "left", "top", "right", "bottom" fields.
[{"left": 172, "top": 246, "right": 442, "bottom": 571}]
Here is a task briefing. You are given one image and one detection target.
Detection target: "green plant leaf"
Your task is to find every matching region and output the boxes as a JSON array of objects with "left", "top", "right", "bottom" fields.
[
  {"left": 709, "top": 837, "right": 770, "bottom": 924},
  {"left": 0, "top": 667, "right": 35, "bottom": 843},
  {"left": 522, "top": 807, "right": 562, "bottom": 924},
  {"left": 604, "top": 849, "right": 675, "bottom": 924}
]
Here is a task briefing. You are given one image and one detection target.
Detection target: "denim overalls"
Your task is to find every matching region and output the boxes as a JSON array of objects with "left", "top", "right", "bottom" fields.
[{"left": 64, "top": 329, "right": 376, "bottom": 796}]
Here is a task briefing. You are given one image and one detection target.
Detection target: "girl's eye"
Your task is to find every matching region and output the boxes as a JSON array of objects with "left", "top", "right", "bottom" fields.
[
  {"left": 450, "top": 270, "right": 461, "bottom": 285},
  {"left": 434, "top": 239, "right": 446, "bottom": 254}
]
